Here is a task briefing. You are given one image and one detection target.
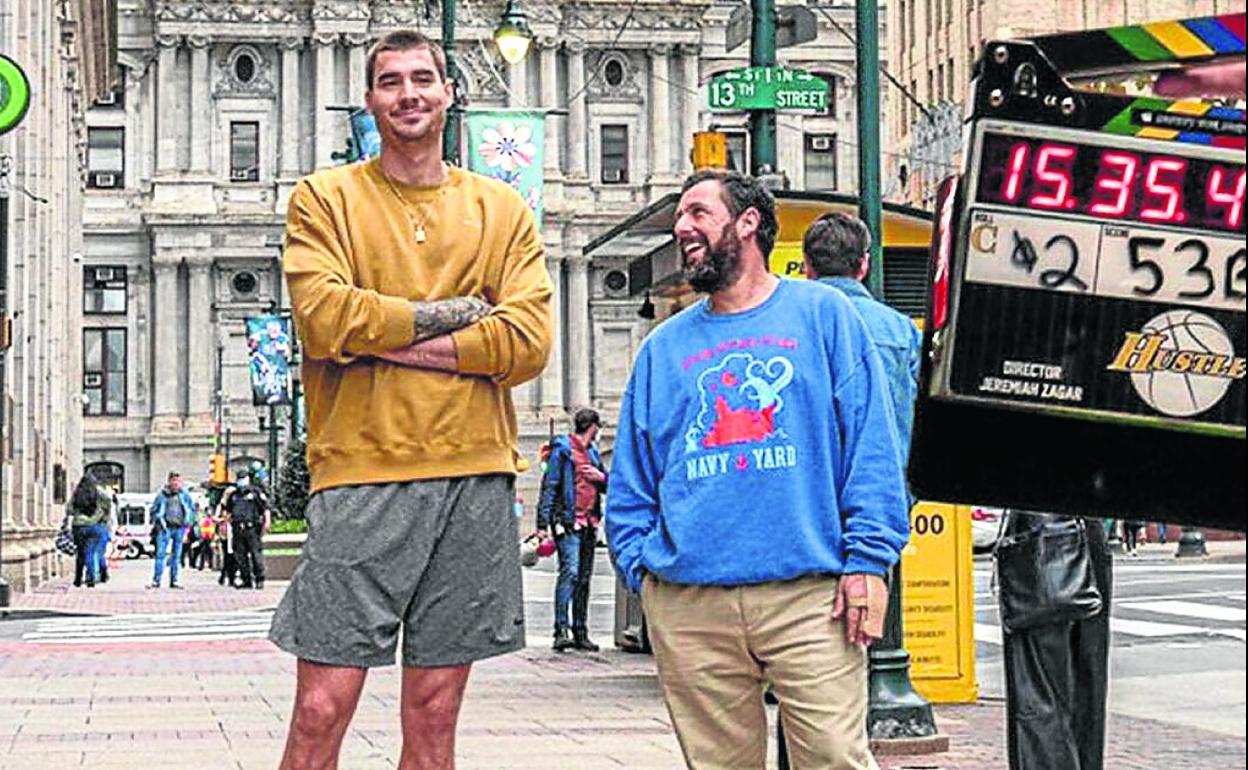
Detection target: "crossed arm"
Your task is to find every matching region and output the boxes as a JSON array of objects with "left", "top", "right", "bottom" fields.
[{"left": 374, "top": 296, "right": 494, "bottom": 372}]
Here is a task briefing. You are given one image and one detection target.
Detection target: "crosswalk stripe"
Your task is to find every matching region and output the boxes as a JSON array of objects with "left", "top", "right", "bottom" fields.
[
  {"left": 974, "top": 622, "right": 1004, "bottom": 646},
  {"left": 1118, "top": 600, "right": 1247, "bottom": 623}
]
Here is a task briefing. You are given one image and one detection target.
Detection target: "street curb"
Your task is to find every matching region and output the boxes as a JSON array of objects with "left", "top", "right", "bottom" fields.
[{"left": 871, "top": 734, "right": 951, "bottom": 756}]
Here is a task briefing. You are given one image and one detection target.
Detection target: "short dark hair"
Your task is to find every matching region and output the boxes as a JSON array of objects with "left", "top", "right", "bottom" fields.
[
  {"left": 681, "top": 170, "right": 779, "bottom": 258},
  {"left": 366, "top": 30, "right": 447, "bottom": 89},
  {"left": 573, "top": 408, "right": 601, "bottom": 434},
  {"left": 802, "top": 212, "right": 871, "bottom": 279},
  {"left": 167, "top": 471, "right": 181, "bottom": 482}
]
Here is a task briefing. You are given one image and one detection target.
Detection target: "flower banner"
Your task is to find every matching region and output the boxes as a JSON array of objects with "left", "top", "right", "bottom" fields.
[
  {"left": 465, "top": 110, "right": 545, "bottom": 227},
  {"left": 245, "top": 315, "right": 293, "bottom": 406}
]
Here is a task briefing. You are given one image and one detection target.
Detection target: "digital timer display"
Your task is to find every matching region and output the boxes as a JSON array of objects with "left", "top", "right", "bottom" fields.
[{"left": 975, "top": 133, "right": 1245, "bottom": 234}]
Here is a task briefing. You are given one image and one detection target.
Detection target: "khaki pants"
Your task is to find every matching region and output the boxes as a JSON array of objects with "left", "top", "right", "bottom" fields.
[{"left": 642, "top": 574, "right": 878, "bottom": 770}]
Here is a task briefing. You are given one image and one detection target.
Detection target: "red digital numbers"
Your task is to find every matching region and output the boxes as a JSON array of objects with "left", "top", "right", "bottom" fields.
[
  {"left": 1207, "top": 167, "right": 1246, "bottom": 231},
  {"left": 1140, "top": 158, "right": 1189, "bottom": 224},
  {"left": 983, "top": 134, "right": 1243, "bottom": 234},
  {"left": 1003, "top": 143, "right": 1029, "bottom": 202},
  {"left": 1089, "top": 152, "right": 1139, "bottom": 217},
  {"left": 1029, "top": 144, "right": 1077, "bottom": 210}
]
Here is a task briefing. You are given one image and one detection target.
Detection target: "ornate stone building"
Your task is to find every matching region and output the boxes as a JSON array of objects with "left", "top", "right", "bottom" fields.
[
  {"left": 885, "top": 0, "right": 1240, "bottom": 208},
  {"left": 82, "top": 0, "right": 883, "bottom": 493},
  {"left": 2, "top": 1, "right": 114, "bottom": 594}
]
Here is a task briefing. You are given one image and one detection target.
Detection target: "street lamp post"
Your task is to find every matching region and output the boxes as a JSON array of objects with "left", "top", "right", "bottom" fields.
[{"left": 441, "top": 0, "right": 532, "bottom": 165}]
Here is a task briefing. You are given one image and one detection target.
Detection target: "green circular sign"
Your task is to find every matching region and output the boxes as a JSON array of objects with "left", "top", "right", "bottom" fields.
[{"left": 0, "top": 55, "right": 32, "bottom": 136}]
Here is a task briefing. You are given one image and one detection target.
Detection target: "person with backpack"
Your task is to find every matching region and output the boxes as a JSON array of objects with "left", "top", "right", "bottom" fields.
[
  {"left": 67, "top": 475, "right": 107, "bottom": 588},
  {"left": 536, "top": 408, "right": 608, "bottom": 652},
  {"left": 219, "top": 469, "right": 271, "bottom": 589},
  {"left": 149, "top": 472, "right": 196, "bottom": 589}
]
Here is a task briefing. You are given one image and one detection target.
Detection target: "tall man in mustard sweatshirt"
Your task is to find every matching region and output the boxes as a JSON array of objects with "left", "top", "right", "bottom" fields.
[{"left": 269, "top": 30, "right": 552, "bottom": 770}]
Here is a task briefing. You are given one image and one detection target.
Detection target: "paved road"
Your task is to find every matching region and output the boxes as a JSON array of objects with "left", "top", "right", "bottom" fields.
[
  {"left": 2, "top": 544, "right": 1243, "bottom": 769},
  {"left": 973, "top": 558, "right": 1247, "bottom": 738}
]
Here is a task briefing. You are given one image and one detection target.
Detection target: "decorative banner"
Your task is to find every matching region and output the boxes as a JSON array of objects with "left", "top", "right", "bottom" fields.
[
  {"left": 349, "top": 108, "right": 382, "bottom": 161},
  {"left": 0, "top": 55, "right": 32, "bottom": 136},
  {"left": 465, "top": 109, "right": 545, "bottom": 227},
  {"left": 245, "top": 315, "right": 293, "bottom": 406}
]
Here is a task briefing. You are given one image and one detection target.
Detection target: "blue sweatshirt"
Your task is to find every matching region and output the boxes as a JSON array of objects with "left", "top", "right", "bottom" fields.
[{"left": 605, "top": 279, "right": 910, "bottom": 593}]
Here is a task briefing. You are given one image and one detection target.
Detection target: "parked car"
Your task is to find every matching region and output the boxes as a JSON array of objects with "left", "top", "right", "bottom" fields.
[{"left": 970, "top": 506, "right": 1006, "bottom": 553}]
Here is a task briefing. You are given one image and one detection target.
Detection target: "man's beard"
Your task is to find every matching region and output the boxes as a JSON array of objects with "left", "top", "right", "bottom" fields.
[{"left": 683, "top": 224, "right": 744, "bottom": 294}]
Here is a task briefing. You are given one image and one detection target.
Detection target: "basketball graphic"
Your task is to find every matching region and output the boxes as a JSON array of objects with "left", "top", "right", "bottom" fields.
[{"left": 1130, "top": 310, "right": 1236, "bottom": 417}]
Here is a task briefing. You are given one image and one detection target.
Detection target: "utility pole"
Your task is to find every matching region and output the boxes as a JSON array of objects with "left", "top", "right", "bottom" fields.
[
  {"left": 749, "top": 0, "right": 776, "bottom": 174},
  {"left": 855, "top": 1, "right": 940, "bottom": 748},
  {"left": 442, "top": 0, "right": 462, "bottom": 165},
  {"left": 856, "top": 0, "right": 883, "bottom": 298}
]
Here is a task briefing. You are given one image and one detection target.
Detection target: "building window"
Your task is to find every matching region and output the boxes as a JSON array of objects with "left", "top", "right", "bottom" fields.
[
  {"left": 87, "top": 127, "right": 124, "bottom": 189},
  {"left": 84, "top": 266, "right": 127, "bottom": 314},
  {"left": 899, "top": 1, "right": 907, "bottom": 51},
  {"left": 804, "top": 134, "right": 838, "bottom": 191},
  {"left": 95, "top": 65, "right": 125, "bottom": 109},
  {"left": 815, "top": 74, "right": 838, "bottom": 119},
  {"left": 84, "top": 461, "right": 125, "bottom": 493},
  {"left": 723, "top": 130, "right": 749, "bottom": 174},
  {"left": 937, "top": 63, "right": 946, "bottom": 101},
  {"left": 83, "top": 328, "right": 126, "bottom": 416},
  {"left": 230, "top": 122, "right": 260, "bottom": 182},
  {"left": 948, "top": 57, "right": 956, "bottom": 101},
  {"left": 600, "top": 124, "right": 629, "bottom": 184}
]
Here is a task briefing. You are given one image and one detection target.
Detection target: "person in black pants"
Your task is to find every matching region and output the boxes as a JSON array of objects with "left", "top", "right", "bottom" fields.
[
  {"left": 219, "top": 470, "right": 272, "bottom": 589},
  {"left": 998, "top": 510, "right": 1112, "bottom": 770}
]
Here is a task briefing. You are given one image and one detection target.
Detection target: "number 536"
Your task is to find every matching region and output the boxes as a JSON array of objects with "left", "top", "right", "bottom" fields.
[{"left": 1125, "top": 236, "right": 1246, "bottom": 308}]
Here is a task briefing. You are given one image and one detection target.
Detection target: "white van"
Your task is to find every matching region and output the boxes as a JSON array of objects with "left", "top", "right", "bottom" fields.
[{"left": 114, "top": 492, "right": 156, "bottom": 559}]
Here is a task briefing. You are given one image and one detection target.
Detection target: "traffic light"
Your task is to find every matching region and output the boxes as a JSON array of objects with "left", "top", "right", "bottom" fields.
[
  {"left": 210, "top": 453, "right": 227, "bottom": 484},
  {"left": 691, "top": 131, "right": 729, "bottom": 170}
]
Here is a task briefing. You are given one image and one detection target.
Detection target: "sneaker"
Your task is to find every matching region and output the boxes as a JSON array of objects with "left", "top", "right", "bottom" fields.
[
  {"left": 169, "top": 583, "right": 184, "bottom": 589},
  {"left": 147, "top": 582, "right": 160, "bottom": 589},
  {"left": 552, "top": 627, "right": 574, "bottom": 652},
  {"left": 573, "top": 630, "right": 600, "bottom": 653}
]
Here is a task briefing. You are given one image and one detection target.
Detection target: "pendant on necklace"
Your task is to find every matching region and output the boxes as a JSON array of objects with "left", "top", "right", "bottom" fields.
[{"left": 415, "top": 226, "right": 427, "bottom": 244}]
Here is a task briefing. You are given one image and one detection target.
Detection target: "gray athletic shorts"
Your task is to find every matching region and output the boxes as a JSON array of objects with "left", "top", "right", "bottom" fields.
[{"left": 268, "top": 474, "right": 525, "bottom": 668}]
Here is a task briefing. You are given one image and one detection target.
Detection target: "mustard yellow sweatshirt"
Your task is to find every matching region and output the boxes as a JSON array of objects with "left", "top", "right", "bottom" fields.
[{"left": 283, "top": 160, "right": 552, "bottom": 493}]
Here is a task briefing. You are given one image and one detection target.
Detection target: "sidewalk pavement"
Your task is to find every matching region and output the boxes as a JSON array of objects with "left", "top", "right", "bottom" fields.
[
  {"left": 1118, "top": 537, "right": 1245, "bottom": 564},
  {"left": 2, "top": 555, "right": 1245, "bottom": 769}
]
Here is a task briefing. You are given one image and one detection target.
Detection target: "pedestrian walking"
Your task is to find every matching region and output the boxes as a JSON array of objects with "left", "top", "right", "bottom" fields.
[
  {"left": 267, "top": 29, "right": 552, "bottom": 770},
  {"left": 219, "top": 469, "right": 271, "bottom": 589},
  {"left": 536, "top": 408, "right": 608, "bottom": 652},
  {"left": 195, "top": 506, "right": 216, "bottom": 570},
  {"left": 67, "top": 475, "right": 106, "bottom": 588},
  {"left": 89, "top": 488, "right": 117, "bottom": 584},
  {"left": 149, "top": 472, "right": 195, "bottom": 589},
  {"left": 606, "top": 170, "right": 909, "bottom": 770}
]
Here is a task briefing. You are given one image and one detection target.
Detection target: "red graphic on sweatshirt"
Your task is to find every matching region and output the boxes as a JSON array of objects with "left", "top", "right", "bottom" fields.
[{"left": 702, "top": 396, "right": 777, "bottom": 448}]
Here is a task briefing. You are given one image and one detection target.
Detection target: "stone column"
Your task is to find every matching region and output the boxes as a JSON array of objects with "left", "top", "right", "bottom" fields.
[
  {"left": 539, "top": 39, "right": 560, "bottom": 177},
  {"left": 346, "top": 33, "right": 369, "bottom": 107},
  {"left": 507, "top": 54, "right": 528, "bottom": 108},
  {"left": 280, "top": 37, "right": 303, "bottom": 178},
  {"left": 539, "top": 255, "right": 564, "bottom": 409},
  {"left": 155, "top": 34, "right": 181, "bottom": 174},
  {"left": 188, "top": 35, "right": 211, "bottom": 173},
  {"left": 186, "top": 255, "right": 214, "bottom": 423},
  {"left": 648, "top": 44, "right": 672, "bottom": 180},
  {"left": 681, "top": 44, "right": 701, "bottom": 171},
  {"left": 152, "top": 256, "right": 181, "bottom": 427},
  {"left": 313, "top": 32, "right": 338, "bottom": 169},
  {"left": 566, "top": 256, "right": 592, "bottom": 408},
  {"left": 565, "top": 42, "right": 588, "bottom": 178}
]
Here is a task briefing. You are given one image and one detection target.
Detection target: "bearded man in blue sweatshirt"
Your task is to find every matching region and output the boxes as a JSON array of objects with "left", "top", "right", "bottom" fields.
[{"left": 606, "top": 171, "right": 909, "bottom": 770}]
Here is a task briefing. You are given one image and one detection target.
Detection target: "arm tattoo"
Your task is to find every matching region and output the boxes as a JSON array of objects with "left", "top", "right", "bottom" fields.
[{"left": 411, "top": 297, "right": 492, "bottom": 343}]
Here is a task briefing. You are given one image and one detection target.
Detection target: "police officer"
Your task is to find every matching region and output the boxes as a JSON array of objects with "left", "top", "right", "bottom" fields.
[{"left": 219, "top": 469, "right": 272, "bottom": 590}]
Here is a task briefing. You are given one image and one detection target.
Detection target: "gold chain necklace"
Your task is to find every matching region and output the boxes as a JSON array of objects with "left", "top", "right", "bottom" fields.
[{"left": 379, "top": 166, "right": 447, "bottom": 245}]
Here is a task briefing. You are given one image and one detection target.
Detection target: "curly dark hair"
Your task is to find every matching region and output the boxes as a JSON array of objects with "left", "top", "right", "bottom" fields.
[{"left": 680, "top": 170, "right": 779, "bottom": 258}]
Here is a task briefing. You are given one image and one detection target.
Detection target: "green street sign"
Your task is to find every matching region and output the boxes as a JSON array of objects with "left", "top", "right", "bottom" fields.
[
  {"left": 707, "top": 67, "right": 829, "bottom": 112},
  {"left": 0, "top": 55, "right": 32, "bottom": 136}
]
